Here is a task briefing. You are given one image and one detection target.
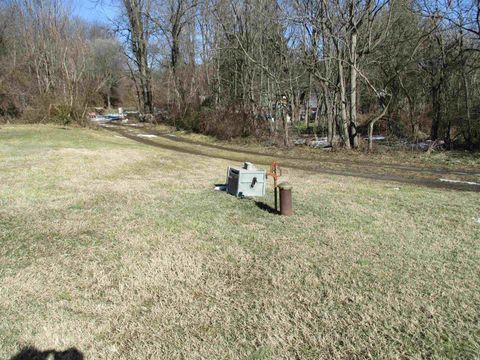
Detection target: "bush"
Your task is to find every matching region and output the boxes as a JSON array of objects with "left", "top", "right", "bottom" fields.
[
  {"left": 198, "top": 106, "right": 269, "bottom": 140},
  {"left": 52, "top": 104, "right": 73, "bottom": 126},
  {"left": 292, "top": 121, "right": 309, "bottom": 135},
  {"left": 162, "top": 105, "right": 269, "bottom": 140}
]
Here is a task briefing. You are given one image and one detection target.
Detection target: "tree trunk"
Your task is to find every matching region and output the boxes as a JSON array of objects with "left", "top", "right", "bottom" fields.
[
  {"left": 326, "top": 92, "right": 334, "bottom": 145},
  {"left": 349, "top": 28, "right": 359, "bottom": 148},
  {"left": 431, "top": 83, "right": 441, "bottom": 140},
  {"left": 306, "top": 74, "right": 312, "bottom": 126},
  {"left": 124, "top": 0, "right": 153, "bottom": 114},
  {"left": 368, "top": 101, "right": 390, "bottom": 151},
  {"left": 171, "top": 30, "right": 185, "bottom": 107},
  {"left": 462, "top": 67, "right": 472, "bottom": 147},
  {"left": 283, "top": 106, "right": 290, "bottom": 146},
  {"left": 338, "top": 56, "right": 351, "bottom": 149}
]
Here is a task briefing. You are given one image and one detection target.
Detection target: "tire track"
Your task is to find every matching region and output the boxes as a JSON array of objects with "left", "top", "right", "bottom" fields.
[{"left": 104, "top": 124, "right": 480, "bottom": 192}]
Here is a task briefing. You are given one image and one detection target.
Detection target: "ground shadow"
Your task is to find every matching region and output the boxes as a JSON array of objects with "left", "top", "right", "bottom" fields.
[
  {"left": 214, "top": 183, "right": 227, "bottom": 191},
  {"left": 11, "top": 346, "right": 83, "bottom": 360},
  {"left": 255, "top": 201, "right": 279, "bottom": 214},
  {"left": 215, "top": 182, "right": 277, "bottom": 214}
]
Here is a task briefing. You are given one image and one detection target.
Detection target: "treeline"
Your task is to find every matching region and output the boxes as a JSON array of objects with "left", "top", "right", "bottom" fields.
[
  {"left": 1, "top": 0, "right": 479, "bottom": 149},
  {"left": 0, "top": 0, "right": 130, "bottom": 125}
]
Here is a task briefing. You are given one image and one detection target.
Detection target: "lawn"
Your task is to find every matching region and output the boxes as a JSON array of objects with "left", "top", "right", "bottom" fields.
[
  {"left": 1, "top": 125, "right": 479, "bottom": 359},
  {"left": 150, "top": 124, "right": 480, "bottom": 171}
]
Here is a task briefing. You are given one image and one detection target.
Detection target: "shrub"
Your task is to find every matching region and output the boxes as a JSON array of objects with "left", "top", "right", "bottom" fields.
[
  {"left": 52, "top": 104, "right": 73, "bottom": 126},
  {"left": 162, "top": 104, "right": 269, "bottom": 140},
  {"left": 198, "top": 106, "right": 268, "bottom": 140}
]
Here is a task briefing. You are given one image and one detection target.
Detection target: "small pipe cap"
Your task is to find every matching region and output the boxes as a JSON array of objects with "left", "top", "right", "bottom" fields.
[{"left": 278, "top": 182, "right": 292, "bottom": 190}]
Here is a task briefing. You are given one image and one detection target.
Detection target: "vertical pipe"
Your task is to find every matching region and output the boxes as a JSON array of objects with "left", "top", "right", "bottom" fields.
[
  {"left": 274, "top": 184, "right": 278, "bottom": 212},
  {"left": 279, "top": 183, "right": 293, "bottom": 216}
]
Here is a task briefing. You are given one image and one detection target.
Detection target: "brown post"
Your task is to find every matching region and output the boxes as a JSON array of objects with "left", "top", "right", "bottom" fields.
[{"left": 278, "top": 182, "right": 293, "bottom": 216}]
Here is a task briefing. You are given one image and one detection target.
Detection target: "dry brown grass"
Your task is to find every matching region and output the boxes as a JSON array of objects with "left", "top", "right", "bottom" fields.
[
  {"left": 152, "top": 123, "right": 480, "bottom": 172},
  {"left": 1, "top": 125, "right": 479, "bottom": 359}
]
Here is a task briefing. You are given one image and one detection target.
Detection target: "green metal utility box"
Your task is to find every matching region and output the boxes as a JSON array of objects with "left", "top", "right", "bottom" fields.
[{"left": 227, "top": 162, "right": 266, "bottom": 197}]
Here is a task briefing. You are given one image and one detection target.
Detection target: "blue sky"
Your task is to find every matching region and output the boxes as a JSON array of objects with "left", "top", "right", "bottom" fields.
[{"left": 71, "top": 0, "right": 119, "bottom": 24}]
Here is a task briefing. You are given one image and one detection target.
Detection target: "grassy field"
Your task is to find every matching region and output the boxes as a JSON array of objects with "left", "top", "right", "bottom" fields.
[
  {"left": 150, "top": 124, "right": 480, "bottom": 171},
  {"left": 1, "top": 125, "right": 479, "bottom": 359}
]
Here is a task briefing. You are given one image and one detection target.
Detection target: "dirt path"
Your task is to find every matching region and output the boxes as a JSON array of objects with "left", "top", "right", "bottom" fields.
[
  {"left": 104, "top": 123, "right": 480, "bottom": 192},
  {"left": 115, "top": 124, "right": 480, "bottom": 176}
]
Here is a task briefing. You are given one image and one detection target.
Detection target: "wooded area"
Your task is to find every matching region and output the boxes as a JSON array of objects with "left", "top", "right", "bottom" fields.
[{"left": 0, "top": 0, "right": 479, "bottom": 149}]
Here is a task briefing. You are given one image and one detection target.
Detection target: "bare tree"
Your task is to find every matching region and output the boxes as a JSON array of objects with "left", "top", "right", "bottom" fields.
[{"left": 121, "top": 0, "right": 154, "bottom": 114}]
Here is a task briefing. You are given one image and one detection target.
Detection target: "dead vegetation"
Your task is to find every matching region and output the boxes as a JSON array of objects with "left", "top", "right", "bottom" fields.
[
  {"left": 1, "top": 125, "right": 479, "bottom": 359},
  {"left": 163, "top": 106, "right": 270, "bottom": 140}
]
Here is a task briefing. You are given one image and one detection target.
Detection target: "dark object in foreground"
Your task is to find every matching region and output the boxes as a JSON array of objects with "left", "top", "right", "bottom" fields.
[
  {"left": 11, "top": 346, "right": 83, "bottom": 360},
  {"left": 279, "top": 182, "right": 293, "bottom": 216}
]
